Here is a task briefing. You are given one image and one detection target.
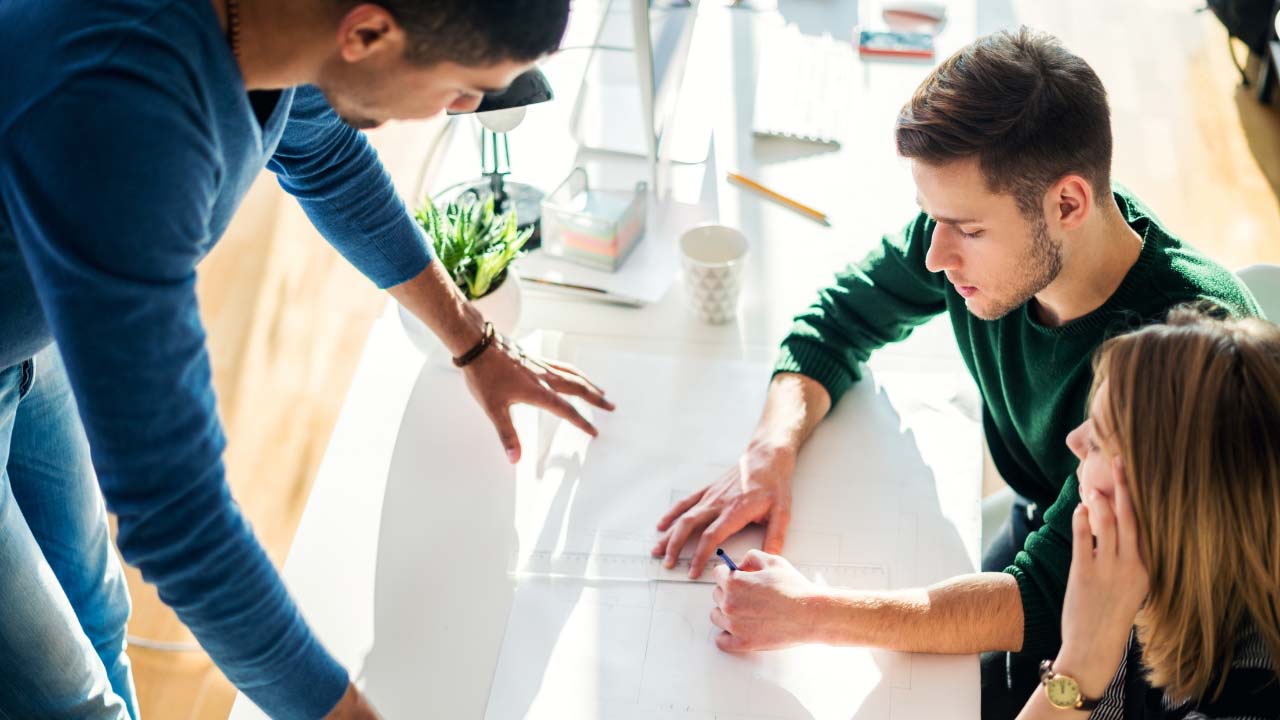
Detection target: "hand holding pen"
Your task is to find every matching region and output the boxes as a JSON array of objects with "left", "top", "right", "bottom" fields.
[{"left": 709, "top": 549, "right": 827, "bottom": 653}]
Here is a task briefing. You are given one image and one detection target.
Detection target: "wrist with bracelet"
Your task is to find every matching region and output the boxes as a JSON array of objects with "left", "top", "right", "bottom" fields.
[
  {"left": 452, "top": 321, "right": 527, "bottom": 369},
  {"left": 453, "top": 321, "right": 498, "bottom": 368}
]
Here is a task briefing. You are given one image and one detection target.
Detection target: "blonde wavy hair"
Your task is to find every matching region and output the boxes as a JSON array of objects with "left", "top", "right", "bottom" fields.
[{"left": 1090, "top": 306, "right": 1280, "bottom": 701}]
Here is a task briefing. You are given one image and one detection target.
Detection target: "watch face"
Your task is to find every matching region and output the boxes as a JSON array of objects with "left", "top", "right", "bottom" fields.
[{"left": 1046, "top": 676, "right": 1081, "bottom": 708}]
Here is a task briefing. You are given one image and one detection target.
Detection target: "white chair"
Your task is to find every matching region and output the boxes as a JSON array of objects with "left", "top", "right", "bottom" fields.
[{"left": 1237, "top": 263, "right": 1280, "bottom": 320}]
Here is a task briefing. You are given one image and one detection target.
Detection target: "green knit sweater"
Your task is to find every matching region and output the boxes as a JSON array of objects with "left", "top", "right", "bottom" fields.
[{"left": 774, "top": 188, "right": 1260, "bottom": 660}]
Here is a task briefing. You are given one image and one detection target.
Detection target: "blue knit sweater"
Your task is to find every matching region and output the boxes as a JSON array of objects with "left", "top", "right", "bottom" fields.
[{"left": 0, "top": 1, "right": 433, "bottom": 716}]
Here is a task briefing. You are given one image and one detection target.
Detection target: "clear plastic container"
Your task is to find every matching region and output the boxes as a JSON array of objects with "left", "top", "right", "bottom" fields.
[{"left": 540, "top": 167, "right": 647, "bottom": 272}]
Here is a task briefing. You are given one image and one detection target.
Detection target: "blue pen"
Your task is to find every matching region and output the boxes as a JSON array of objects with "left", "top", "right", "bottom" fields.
[{"left": 715, "top": 548, "right": 739, "bottom": 571}]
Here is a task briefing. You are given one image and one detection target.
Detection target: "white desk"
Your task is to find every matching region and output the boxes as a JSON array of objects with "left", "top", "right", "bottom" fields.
[{"left": 232, "top": 1, "right": 989, "bottom": 717}]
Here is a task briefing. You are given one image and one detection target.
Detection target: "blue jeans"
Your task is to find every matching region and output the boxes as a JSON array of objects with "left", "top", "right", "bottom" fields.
[{"left": 0, "top": 345, "right": 137, "bottom": 719}]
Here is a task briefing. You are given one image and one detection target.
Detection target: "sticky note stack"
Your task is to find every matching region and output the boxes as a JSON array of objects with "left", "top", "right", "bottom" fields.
[{"left": 541, "top": 168, "right": 647, "bottom": 272}]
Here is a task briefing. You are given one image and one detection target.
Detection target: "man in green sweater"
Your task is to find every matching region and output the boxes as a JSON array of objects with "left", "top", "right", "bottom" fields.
[{"left": 651, "top": 28, "right": 1260, "bottom": 719}]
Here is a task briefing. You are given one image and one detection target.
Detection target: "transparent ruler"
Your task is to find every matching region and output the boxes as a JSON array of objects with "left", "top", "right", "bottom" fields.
[{"left": 511, "top": 549, "right": 888, "bottom": 588}]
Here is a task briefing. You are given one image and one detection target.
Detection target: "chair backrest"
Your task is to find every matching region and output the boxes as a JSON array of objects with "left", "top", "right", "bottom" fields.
[{"left": 1237, "top": 263, "right": 1280, "bottom": 320}]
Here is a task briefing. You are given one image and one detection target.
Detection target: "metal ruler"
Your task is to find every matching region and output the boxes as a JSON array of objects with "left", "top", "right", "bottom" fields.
[{"left": 510, "top": 549, "right": 888, "bottom": 588}]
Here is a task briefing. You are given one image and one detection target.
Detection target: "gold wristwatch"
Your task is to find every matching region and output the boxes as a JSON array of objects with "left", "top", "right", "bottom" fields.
[{"left": 1039, "top": 659, "right": 1101, "bottom": 710}]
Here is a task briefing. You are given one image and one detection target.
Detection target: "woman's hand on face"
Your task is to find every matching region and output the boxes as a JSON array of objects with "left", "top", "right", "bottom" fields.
[{"left": 1055, "top": 458, "right": 1150, "bottom": 698}]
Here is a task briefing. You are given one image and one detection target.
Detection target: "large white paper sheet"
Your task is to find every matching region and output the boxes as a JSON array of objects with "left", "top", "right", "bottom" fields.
[
  {"left": 485, "top": 577, "right": 898, "bottom": 720},
  {"left": 510, "top": 351, "right": 769, "bottom": 570},
  {"left": 485, "top": 348, "right": 973, "bottom": 719}
]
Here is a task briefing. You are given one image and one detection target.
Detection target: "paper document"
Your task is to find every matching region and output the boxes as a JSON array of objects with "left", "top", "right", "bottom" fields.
[
  {"left": 485, "top": 348, "right": 975, "bottom": 719},
  {"left": 485, "top": 577, "right": 899, "bottom": 720}
]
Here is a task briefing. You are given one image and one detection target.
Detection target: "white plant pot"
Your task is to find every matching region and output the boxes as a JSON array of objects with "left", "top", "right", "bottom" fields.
[
  {"left": 398, "top": 269, "right": 523, "bottom": 365},
  {"left": 473, "top": 268, "right": 523, "bottom": 338}
]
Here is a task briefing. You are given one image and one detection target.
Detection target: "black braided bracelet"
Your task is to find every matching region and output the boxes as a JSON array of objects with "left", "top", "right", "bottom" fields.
[{"left": 453, "top": 321, "right": 496, "bottom": 368}]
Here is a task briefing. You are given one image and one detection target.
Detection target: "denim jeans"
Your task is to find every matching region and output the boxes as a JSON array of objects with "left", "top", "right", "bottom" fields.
[{"left": 0, "top": 345, "right": 137, "bottom": 719}]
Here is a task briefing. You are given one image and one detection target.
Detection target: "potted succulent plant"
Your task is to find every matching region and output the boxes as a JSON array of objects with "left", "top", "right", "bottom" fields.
[{"left": 398, "top": 194, "right": 532, "bottom": 356}]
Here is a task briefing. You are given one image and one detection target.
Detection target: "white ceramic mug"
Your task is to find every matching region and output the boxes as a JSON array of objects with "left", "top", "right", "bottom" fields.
[{"left": 679, "top": 224, "right": 749, "bottom": 324}]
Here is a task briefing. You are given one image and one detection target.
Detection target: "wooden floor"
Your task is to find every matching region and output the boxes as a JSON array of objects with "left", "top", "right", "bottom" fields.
[{"left": 123, "top": 3, "right": 1280, "bottom": 718}]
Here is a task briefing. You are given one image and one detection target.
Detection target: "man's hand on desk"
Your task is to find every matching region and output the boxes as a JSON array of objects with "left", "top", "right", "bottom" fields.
[
  {"left": 651, "top": 439, "right": 796, "bottom": 579},
  {"left": 324, "top": 682, "right": 381, "bottom": 720},
  {"left": 709, "top": 553, "right": 1028, "bottom": 655},
  {"left": 463, "top": 335, "right": 616, "bottom": 463},
  {"left": 709, "top": 550, "right": 822, "bottom": 652},
  {"left": 651, "top": 373, "right": 832, "bottom": 580},
  {"left": 388, "top": 260, "right": 615, "bottom": 465}
]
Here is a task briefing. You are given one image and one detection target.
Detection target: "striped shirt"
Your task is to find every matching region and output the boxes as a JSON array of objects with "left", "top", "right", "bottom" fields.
[{"left": 1090, "top": 623, "right": 1279, "bottom": 720}]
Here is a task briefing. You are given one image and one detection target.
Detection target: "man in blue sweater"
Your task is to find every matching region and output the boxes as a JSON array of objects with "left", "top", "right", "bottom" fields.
[{"left": 0, "top": 1, "right": 606, "bottom": 718}]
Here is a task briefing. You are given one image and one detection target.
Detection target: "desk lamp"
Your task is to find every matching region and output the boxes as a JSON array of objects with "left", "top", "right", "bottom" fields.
[{"left": 441, "top": 67, "right": 554, "bottom": 248}]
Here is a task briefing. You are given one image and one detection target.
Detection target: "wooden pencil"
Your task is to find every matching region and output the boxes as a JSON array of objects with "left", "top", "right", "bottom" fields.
[{"left": 726, "top": 171, "right": 831, "bottom": 226}]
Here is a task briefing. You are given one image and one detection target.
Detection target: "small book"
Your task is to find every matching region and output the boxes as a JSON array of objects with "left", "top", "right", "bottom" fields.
[{"left": 857, "top": 29, "right": 935, "bottom": 59}]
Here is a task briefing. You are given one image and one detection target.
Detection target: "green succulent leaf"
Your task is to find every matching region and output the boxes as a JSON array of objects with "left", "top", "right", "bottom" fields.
[
  {"left": 412, "top": 191, "right": 529, "bottom": 300},
  {"left": 470, "top": 251, "right": 504, "bottom": 299}
]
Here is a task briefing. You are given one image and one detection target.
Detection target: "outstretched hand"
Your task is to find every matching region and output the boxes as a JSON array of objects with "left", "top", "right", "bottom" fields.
[
  {"left": 463, "top": 333, "right": 615, "bottom": 463},
  {"left": 652, "top": 443, "right": 796, "bottom": 579}
]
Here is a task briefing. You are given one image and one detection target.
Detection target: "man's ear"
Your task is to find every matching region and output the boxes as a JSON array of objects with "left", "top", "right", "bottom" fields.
[
  {"left": 1047, "top": 175, "right": 1093, "bottom": 232},
  {"left": 336, "top": 3, "right": 405, "bottom": 63}
]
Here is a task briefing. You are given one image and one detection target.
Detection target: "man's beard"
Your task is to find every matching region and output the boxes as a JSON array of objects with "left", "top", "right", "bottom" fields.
[
  {"left": 318, "top": 83, "right": 382, "bottom": 130},
  {"left": 339, "top": 113, "right": 381, "bottom": 130},
  {"left": 974, "top": 215, "right": 1063, "bottom": 321}
]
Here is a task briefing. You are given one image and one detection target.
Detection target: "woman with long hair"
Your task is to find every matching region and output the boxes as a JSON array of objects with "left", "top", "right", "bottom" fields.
[{"left": 1019, "top": 306, "right": 1280, "bottom": 718}]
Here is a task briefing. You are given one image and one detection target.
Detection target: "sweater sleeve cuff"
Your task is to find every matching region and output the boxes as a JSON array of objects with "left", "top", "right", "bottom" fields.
[
  {"left": 1006, "top": 564, "right": 1063, "bottom": 661},
  {"left": 238, "top": 636, "right": 349, "bottom": 720},
  {"left": 362, "top": 216, "right": 434, "bottom": 290},
  {"left": 773, "top": 336, "right": 860, "bottom": 405}
]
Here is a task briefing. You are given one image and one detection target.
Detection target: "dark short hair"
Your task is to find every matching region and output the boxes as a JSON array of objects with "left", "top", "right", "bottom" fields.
[
  {"left": 346, "top": 0, "right": 570, "bottom": 66},
  {"left": 895, "top": 28, "right": 1112, "bottom": 217}
]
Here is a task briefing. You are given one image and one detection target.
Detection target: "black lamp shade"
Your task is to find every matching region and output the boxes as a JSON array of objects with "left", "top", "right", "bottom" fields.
[{"left": 448, "top": 67, "right": 554, "bottom": 116}]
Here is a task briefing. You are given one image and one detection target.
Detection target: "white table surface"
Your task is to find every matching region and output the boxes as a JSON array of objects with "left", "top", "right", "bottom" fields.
[{"left": 232, "top": 1, "right": 991, "bottom": 717}]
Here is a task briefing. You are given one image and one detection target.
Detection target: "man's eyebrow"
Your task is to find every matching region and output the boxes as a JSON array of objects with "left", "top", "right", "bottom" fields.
[
  {"left": 933, "top": 214, "right": 980, "bottom": 225},
  {"left": 914, "top": 196, "right": 978, "bottom": 225},
  {"left": 473, "top": 84, "right": 509, "bottom": 95}
]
